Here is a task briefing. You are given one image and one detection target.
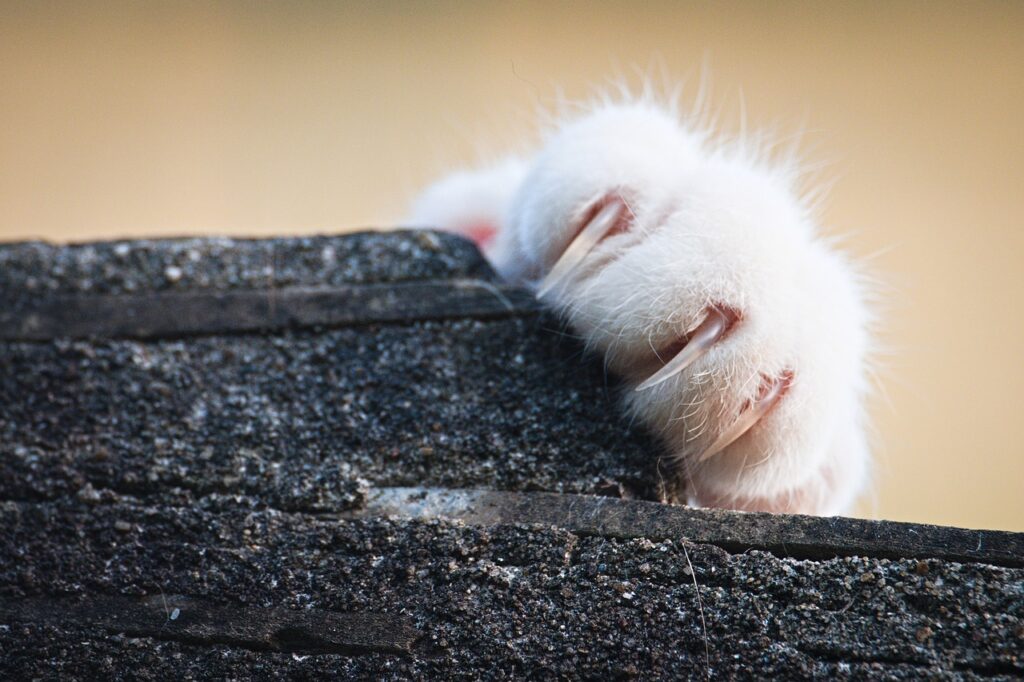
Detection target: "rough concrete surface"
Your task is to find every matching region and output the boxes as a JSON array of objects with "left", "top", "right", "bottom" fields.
[
  {"left": 0, "top": 231, "right": 491, "bottom": 299},
  {"left": 1, "top": 232, "right": 1021, "bottom": 679},
  {"left": 2, "top": 500, "right": 1021, "bottom": 679}
]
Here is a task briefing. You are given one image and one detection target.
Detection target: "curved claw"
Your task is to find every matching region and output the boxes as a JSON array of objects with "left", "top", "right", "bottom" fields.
[
  {"left": 696, "top": 374, "right": 788, "bottom": 462},
  {"left": 537, "top": 199, "right": 625, "bottom": 299},
  {"left": 635, "top": 308, "right": 731, "bottom": 392}
]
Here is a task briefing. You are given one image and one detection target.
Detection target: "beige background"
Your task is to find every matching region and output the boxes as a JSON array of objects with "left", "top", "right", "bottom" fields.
[{"left": 2, "top": 1, "right": 1022, "bottom": 531}]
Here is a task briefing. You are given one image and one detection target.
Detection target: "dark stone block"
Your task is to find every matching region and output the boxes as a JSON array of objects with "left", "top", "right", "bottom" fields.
[{"left": 1, "top": 231, "right": 1021, "bottom": 678}]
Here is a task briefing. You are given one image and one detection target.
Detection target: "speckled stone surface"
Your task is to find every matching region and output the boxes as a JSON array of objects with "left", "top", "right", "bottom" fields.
[
  {"left": 0, "top": 230, "right": 492, "bottom": 312},
  {"left": 1, "top": 232, "right": 1021, "bottom": 679},
  {"left": 1, "top": 501, "right": 1021, "bottom": 679},
  {"left": 1, "top": 316, "right": 658, "bottom": 508}
]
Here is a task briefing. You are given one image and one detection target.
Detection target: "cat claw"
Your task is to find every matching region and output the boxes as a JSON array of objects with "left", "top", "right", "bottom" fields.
[
  {"left": 536, "top": 199, "right": 626, "bottom": 298},
  {"left": 635, "top": 308, "right": 732, "bottom": 391},
  {"left": 696, "top": 373, "right": 789, "bottom": 462}
]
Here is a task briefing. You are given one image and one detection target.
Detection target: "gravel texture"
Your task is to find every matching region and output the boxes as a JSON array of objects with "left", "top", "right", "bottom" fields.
[
  {"left": 1, "top": 231, "right": 1021, "bottom": 679},
  {"left": 0, "top": 231, "right": 491, "bottom": 312},
  {"left": 1, "top": 315, "right": 658, "bottom": 508},
  {"left": 1, "top": 501, "right": 1021, "bottom": 679}
]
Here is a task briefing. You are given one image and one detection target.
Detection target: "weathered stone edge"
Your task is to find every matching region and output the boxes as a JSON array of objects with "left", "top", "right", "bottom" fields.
[
  {"left": 0, "top": 280, "right": 542, "bottom": 340},
  {"left": 343, "top": 487, "right": 1024, "bottom": 568}
]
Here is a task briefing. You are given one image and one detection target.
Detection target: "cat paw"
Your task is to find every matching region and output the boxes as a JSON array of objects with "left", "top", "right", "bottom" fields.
[{"left": 412, "top": 102, "right": 872, "bottom": 515}]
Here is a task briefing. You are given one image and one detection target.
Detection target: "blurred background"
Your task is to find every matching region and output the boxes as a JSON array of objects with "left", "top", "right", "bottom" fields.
[{"left": 2, "top": 1, "right": 1022, "bottom": 531}]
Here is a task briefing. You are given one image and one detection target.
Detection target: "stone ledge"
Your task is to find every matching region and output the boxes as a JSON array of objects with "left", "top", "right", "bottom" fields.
[{"left": 1, "top": 232, "right": 1021, "bottom": 679}]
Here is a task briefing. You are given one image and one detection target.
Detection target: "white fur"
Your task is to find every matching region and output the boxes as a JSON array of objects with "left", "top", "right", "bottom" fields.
[
  {"left": 408, "top": 99, "right": 871, "bottom": 516},
  {"left": 408, "top": 158, "right": 528, "bottom": 261}
]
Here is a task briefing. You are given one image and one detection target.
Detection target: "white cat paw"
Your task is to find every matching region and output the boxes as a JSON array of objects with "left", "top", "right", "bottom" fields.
[{"left": 411, "top": 101, "right": 872, "bottom": 515}]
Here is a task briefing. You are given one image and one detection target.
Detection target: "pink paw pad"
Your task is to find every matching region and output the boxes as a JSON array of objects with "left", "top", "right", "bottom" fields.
[{"left": 460, "top": 221, "right": 498, "bottom": 249}]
